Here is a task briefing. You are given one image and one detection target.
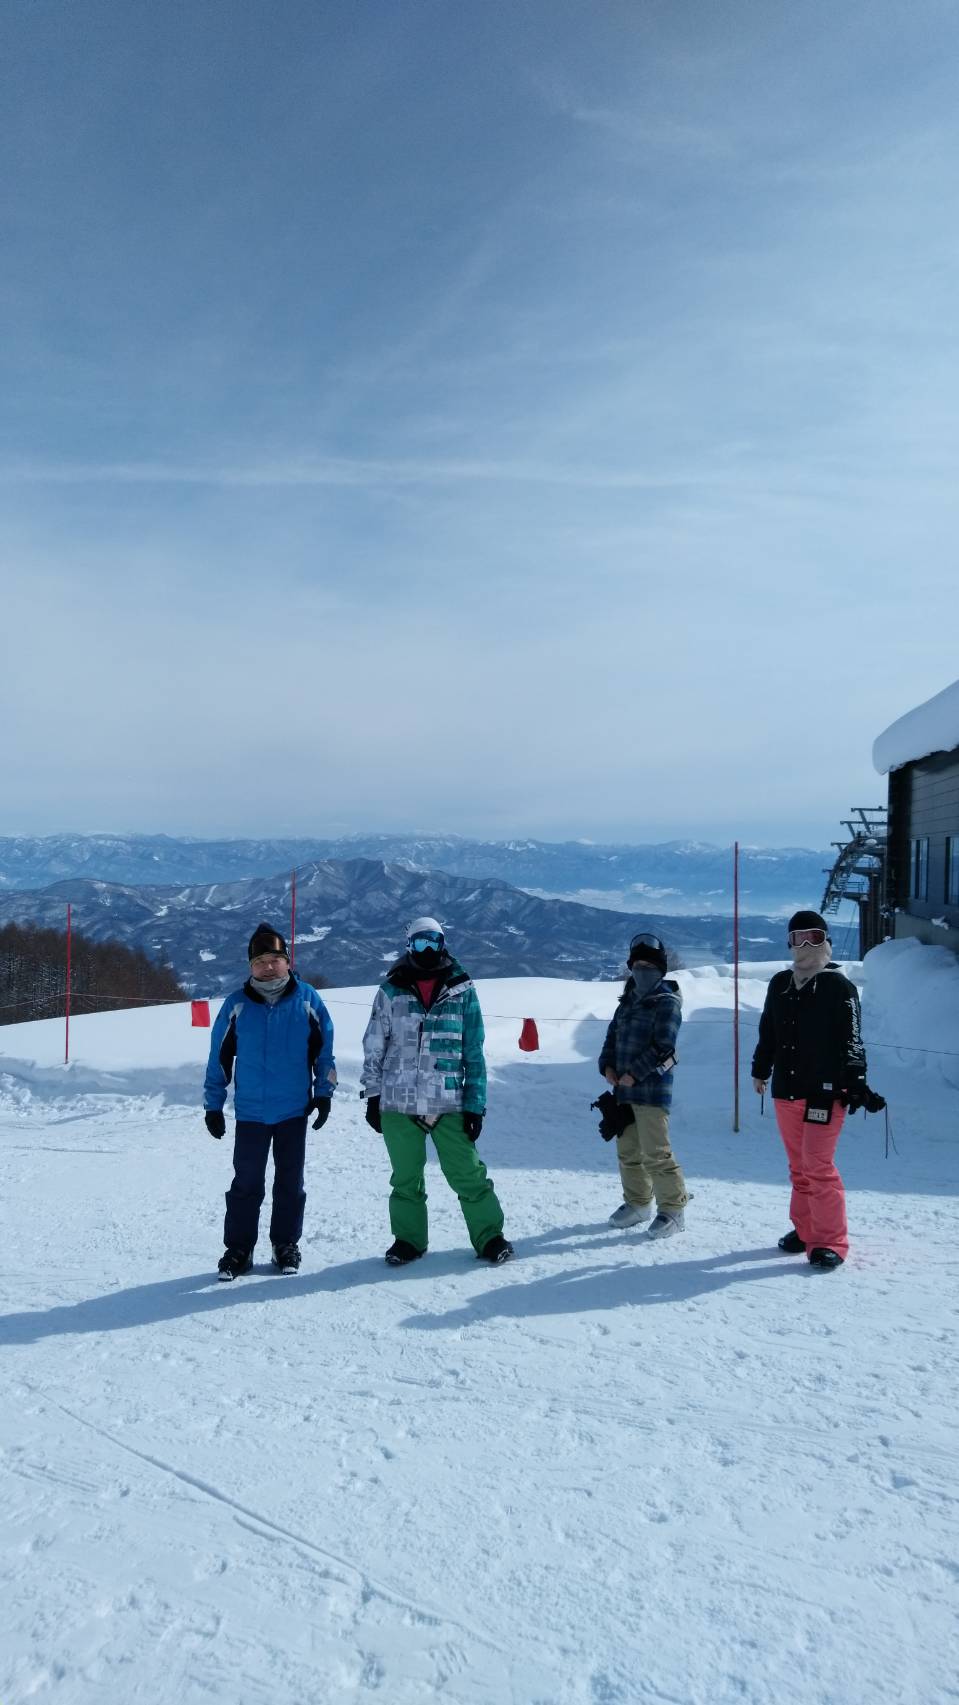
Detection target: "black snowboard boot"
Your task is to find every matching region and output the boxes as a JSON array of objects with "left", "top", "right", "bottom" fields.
[
  {"left": 479, "top": 1234, "right": 514, "bottom": 1264},
  {"left": 271, "top": 1242, "right": 301, "bottom": 1273},
  {"left": 809, "top": 1247, "right": 844, "bottom": 1271},
  {"left": 217, "top": 1247, "right": 253, "bottom": 1281},
  {"left": 385, "top": 1239, "right": 424, "bottom": 1267},
  {"left": 778, "top": 1229, "right": 806, "bottom": 1254}
]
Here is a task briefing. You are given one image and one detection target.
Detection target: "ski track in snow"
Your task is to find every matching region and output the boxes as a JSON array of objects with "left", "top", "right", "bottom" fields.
[{"left": 1, "top": 968, "right": 958, "bottom": 1704}]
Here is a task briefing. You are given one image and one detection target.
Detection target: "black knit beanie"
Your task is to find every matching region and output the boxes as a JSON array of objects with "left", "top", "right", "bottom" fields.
[
  {"left": 248, "top": 922, "right": 290, "bottom": 962},
  {"left": 787, "top": 910, "right": 830, "bottom": 939}
]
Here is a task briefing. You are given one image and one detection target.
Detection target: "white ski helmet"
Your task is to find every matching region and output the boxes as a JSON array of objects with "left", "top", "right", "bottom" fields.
[{"left": 407, "top": 916, "right": 445, "bottom": 942}]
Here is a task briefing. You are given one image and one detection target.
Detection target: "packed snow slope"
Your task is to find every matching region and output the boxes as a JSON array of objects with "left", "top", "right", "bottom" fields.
[{"left": 1, "top": 941, "right": 958, "bottom": 1705}]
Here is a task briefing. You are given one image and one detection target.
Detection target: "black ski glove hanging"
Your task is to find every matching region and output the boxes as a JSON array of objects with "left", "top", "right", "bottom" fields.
[{"left": 590, "top": 1091, "right": 633, "bottom": 1142}]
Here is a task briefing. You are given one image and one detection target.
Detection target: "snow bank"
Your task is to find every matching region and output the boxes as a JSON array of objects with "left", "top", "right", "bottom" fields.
[
  {"left": 0, "top": 963, "right": 859, "bottom": 1102},
  {"left": 860, "top": 937, "right": 959, "bottom": 1089},
  {"left": 872, "top": 674, "right": 959, "bottom": 773},
  {"left": 0, "top": 970, "right": 789, "bottom": 1086}
]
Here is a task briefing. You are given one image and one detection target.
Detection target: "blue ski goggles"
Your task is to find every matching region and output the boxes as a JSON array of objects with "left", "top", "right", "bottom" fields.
[{"left": 409, "top": 933, "right": 444, "bottom": 954}]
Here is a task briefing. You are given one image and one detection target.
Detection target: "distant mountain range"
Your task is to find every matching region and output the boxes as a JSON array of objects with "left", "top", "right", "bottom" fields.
[
  {"left": 0, "top": 857, "right": 800, "bottom": 994},
  {"left": 0, "top": 832, "right": 834, "bottom": 916}
]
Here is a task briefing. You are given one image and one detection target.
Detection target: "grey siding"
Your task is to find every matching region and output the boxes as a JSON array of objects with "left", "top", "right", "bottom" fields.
[{"left": 887, "top": 749, "right": 959, "bottom": 948}]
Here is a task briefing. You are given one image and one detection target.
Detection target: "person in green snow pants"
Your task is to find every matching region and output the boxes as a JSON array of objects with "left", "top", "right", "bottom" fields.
[
  {"left": 361, "top": 916, "right": 514, "bottom": 1266},
  {"left": 380, "top": 1109, "right": 505, "bottom": 1255}
]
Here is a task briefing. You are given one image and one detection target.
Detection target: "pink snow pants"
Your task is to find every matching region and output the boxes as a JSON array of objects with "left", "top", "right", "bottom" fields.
[{"left": 773, "top": 1098, "right": 849, "bottom": 1260}]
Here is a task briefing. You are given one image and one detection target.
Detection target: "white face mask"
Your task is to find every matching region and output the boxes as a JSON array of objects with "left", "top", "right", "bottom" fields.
[
  {"left": 790, "top": 940, "right": 831, "bottom": 984},
  {"left": 792, "top": 940, "right": 829, "bottom": 966}
]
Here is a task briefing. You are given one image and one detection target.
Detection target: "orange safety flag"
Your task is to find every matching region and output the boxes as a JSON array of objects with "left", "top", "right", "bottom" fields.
[
  {"left": 191, "top": 1000, "right": 211, "bottom": 1028},
  {"left": 518, "top": 1018, "right": 539, "bottom": 1052}
]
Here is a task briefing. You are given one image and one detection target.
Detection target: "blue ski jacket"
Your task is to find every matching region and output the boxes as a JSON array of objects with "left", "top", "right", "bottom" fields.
[{"left": 203, "top": 975, "right": 336, "bottom": 1126}]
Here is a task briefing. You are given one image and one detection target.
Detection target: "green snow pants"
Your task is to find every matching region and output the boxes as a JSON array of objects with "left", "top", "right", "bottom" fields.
[{"left": 380, "top": 1111, "right": 505, "bottom": 1254}]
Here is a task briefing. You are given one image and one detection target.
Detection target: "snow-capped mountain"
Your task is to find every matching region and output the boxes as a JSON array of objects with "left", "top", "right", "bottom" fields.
[
  {"left": 0, "top": 833, "right": 832, "bottom": 916},
  {"left": 0, "top": 857, "right": 799, "bottom": 993}
]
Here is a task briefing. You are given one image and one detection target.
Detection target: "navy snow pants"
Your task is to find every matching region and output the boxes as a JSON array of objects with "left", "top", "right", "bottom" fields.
[{"left": 223, "top": 1116, "right": 308, "bottom": 1253}]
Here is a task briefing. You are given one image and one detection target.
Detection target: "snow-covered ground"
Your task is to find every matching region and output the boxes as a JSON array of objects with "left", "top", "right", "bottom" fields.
[{"left": 2, "top": 945, "right": 958, "bottom": 1705}]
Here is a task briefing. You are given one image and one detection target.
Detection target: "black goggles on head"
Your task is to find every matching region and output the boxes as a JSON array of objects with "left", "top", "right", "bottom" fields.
[{"left": 628, "top": 932, "right": 665, "bottom": 959}]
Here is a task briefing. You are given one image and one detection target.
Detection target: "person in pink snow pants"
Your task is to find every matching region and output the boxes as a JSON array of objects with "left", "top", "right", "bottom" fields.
[{"left": 750, "top": 910, "right": 868, "bottom": 1272}]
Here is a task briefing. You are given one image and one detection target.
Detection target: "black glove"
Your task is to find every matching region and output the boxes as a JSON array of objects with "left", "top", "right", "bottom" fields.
[
  {"left": 463, "top": 1111, "right": 484, "bottom": 1142},
  {"left": 590, "top": 1091, "right": 634, "bottom": 1142},
  {"left": 364, "top": 1094, "right": 382, "bottom": 1134},
  {"left": 204, "top": 1110, "right": 226, "bottom": 1140},
  {"left": 842, "top": 1084, "right": 886, "bottom": 1115},
  {"left": 307, "top": 1095, "right": 331, "bottom": 1130}
]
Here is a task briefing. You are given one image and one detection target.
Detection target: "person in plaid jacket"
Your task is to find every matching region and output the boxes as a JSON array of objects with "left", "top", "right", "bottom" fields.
[{"left": 598, "top": 932, "right": 688, "bottom": 1239}]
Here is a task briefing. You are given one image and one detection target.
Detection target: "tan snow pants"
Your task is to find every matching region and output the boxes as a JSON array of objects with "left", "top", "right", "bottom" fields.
[{"left": 616, "top": 1104, "right": 688, "bottom": 1215}]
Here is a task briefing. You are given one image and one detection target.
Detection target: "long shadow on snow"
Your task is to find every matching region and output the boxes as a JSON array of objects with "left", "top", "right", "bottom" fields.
[
  {"left": 0, "top": 1242, "right": 813, "bottom": 1349},
  {"left": 401, "top": 1243, "right": 810, "bottom": 1331},
  {"left": 0, "top": 1250, "right": 480, "bottom": 1346}
]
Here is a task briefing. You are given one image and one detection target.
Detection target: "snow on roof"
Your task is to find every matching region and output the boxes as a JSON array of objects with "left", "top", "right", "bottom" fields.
[{"left": 873, "top": 676, "right": 959, "bottom": 775}]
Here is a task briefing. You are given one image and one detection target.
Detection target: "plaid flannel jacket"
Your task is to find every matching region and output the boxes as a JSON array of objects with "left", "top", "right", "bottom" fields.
[{"left": 598, "top": 977, "right": 682, "bottom": 1111}]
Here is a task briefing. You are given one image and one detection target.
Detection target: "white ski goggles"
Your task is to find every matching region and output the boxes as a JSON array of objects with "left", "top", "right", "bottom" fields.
[{"left": 787, "top": 927, "right": 827, "bottom": 947}]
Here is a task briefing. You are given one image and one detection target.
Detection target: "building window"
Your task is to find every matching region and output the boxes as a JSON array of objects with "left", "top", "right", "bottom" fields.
[
  {"left": 947, "top": 837, "right": 959, "bottom": 908},
  {"left": 910, "top": 837, "right": 929, "bottom": 900}
]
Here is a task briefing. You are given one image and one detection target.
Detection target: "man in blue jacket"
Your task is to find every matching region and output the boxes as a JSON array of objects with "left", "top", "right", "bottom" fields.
[{"left": 203, "top": 923, "right": 336, "bottom": 1279}]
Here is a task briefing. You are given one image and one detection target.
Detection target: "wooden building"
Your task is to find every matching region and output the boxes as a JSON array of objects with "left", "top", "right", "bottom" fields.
[{"left": 873, "top": 678, "right": 959, "bottom": 952}]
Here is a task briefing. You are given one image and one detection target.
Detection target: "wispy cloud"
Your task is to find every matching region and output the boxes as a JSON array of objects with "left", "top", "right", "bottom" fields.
[
  {"left": 2, "top": 0, "right": 958, "bottom": 844},
  {"left": 567, "top": 104, "right": 734, "bottom": 160},
  {"left": 0, "top": 455, "right": 741, "bottom": 492}
]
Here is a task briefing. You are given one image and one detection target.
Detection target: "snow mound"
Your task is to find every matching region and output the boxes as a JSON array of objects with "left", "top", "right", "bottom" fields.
[{"left": 861, "top": 937, "right": 959, "bottom": 1089}]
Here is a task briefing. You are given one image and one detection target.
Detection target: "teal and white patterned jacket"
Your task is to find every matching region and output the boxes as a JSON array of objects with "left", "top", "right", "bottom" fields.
[{"left": 361, "top": 956, "right": 487, "bottom": 1117}]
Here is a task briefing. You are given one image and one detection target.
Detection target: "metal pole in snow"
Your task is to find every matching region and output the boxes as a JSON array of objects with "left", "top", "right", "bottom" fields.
[
  {"left": 290, "top": 869, "right": 297, "bottom": 970},
  {"left": 65, "top": 902, "right": 72, "bottom": 1065},
  {"left": 733, "top": 841, "right": 740, "bottom": 1131}
]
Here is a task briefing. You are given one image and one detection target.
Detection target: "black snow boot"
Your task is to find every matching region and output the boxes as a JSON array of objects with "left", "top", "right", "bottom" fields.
[
  {"left": 778, "top": 1229, "right": 806, "bottom": 1254},
  {"left": 385, "top": 1239, "right": 424, "bottom": 1267},
  {"left": 271, "top": 1242, "right": 301, "bottom": 1273},
  {"left": 479, "top": 1234, "right": 514, "bottom": 1264},
  {"left": 809, "top": 1247, "right": 844, "bottom": 1271},
  {"left": 217, "top": 1247, "right": 253, "bottom": 1281}
]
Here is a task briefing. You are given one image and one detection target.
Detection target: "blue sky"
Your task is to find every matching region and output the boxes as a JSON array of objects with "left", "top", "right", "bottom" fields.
[{"left": 1, "top": 0, "right": 957, "bottom": 847}]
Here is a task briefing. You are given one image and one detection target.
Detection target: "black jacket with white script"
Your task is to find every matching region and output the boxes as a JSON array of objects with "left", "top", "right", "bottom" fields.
[{"left": 751, "top": 964, "right": 867, "bottom": 1103}]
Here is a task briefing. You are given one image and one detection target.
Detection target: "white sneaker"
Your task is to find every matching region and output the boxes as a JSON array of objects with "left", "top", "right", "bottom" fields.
[
  {"left": 647, "top": 1209, "right": 684, "bottom": 1239},
  {"left": 608, "top": 1202, "right": 654, "bottom": 1228}
]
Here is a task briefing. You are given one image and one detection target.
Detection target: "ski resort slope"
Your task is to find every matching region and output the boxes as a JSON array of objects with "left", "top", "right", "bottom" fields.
[{"left": 1, "top": 945, "right": 958, "bottom": 1705}]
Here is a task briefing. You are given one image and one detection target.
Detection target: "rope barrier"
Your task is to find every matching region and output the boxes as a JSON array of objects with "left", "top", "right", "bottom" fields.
[{"left": 2, "top": 989, "right": 959, "bottom": 1063}]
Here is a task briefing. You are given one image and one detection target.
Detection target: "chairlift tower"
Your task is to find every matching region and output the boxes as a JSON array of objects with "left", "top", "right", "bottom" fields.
[{"left": 820, "top": 807, "right": 888, "bottom": 957}]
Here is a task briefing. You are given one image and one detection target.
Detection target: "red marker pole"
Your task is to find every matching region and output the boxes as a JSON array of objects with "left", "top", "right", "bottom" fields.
[
  {"left": 290, "top": 868, "right": 297, "bottom": 970},
  {"left": 733, "top": 841, "right": 740, "bottom": 1132},
  {"left": 65, "top": 902, "right": 72, "bottom": 1065}
]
